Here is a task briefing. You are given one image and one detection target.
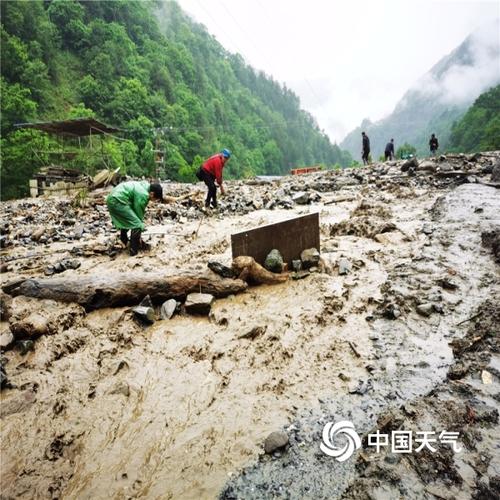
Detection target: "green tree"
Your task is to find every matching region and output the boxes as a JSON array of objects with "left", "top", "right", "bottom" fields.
[{"left": 0, "top": 78, "right": 37, "bottom": 134}]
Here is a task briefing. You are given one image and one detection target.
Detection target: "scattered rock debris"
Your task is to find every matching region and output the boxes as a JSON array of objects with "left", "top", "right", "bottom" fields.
[{"left": 0, "top": 152, "right": 499, "bottom": 499}]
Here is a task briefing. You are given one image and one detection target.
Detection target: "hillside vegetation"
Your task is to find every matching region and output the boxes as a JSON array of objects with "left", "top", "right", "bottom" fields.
[
  {"left": 449, "top": 85, "right": 500, "bottom": 153},
  {"left": 0, "top": 0, "right": 351, "bottom": 199}
]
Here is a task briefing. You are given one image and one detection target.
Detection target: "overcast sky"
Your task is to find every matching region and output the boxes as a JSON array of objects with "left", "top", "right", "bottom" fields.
[{"left": 175, "top": 0, "right": 499, "bottom": 143}]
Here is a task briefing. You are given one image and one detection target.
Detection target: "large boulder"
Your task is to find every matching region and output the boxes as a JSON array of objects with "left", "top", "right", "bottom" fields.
[
  {"left": 185, "top": 293, "right": 214, "bottom": 315},
  {"left": 264, "top": 249, "right": 284, "bottom": 273},
  {"left": 300, "top": 248, "right": 320, "bottom": 269},
  {"left": 264, "top": 431, "right": 289, "bottom": 454},
  {"left": 292, "top": 191, "right": 310, "bottom": 205},
  {"left": 417, "top": 160, "right": 436, "bottom": 172},
  {"left": 401, "top": 158, "right": 419, "bottom": 172}
]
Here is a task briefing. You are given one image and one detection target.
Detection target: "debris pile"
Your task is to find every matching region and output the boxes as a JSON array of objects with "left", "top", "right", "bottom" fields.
[{"left": 0, "top": 151, "right": 499, "bottom": 499}]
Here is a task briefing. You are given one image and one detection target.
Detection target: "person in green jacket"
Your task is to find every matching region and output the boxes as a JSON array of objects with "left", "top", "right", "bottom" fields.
[{"left": 106, "top": 180, "right": 163, "bottom": 256}]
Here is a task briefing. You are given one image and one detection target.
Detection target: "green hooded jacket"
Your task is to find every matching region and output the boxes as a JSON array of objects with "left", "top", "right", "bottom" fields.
[{"left": 106, "top": 180, "right": 150, "bottom": 230}]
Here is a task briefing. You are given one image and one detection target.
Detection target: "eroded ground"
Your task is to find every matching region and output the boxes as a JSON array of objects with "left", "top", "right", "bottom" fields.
[{"left": 1, "top": 154, "right": 499, "bottom": 499}]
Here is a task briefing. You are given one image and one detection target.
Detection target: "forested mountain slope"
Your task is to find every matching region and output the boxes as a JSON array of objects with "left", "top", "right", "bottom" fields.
[
  {"left": 340, "top": 22, "right": 500, "bottom": 160},
  {"left": 449, "top": 85, "right": 500, "bottom": 152},
  {"left": 0, "top": 0, "right": 351, "bottom": 199}
]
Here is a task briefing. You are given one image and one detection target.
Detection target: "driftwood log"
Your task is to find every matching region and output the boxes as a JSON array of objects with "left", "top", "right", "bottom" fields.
[
  {"left": 232, "top": 256, "right": 288, "bottom": 285},
  {"left": 4, "top": 274, "right": 248, "bottom": 311}
]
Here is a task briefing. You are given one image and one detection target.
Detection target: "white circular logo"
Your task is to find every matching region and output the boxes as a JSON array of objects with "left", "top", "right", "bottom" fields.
[{"left": 320, "top": 420, "right": 361, "bottom": 462}]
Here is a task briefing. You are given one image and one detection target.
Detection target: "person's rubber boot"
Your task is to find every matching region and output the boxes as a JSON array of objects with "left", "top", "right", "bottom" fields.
[
  {"left": 120, "top": 229, "right": 129, "bottom": 246},
  {"left": 130, "top": 229, "right": 141, "bottom": 256}
]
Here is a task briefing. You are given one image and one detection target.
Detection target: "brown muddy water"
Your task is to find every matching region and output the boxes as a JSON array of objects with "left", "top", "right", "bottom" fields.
[{"left": 1, "top": 163, "right": 499, "bottom": 499}]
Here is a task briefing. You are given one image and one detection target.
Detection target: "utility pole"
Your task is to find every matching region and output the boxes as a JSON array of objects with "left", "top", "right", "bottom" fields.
[{"left": 153, "top": 133, "right": 165, "bottom": 181}]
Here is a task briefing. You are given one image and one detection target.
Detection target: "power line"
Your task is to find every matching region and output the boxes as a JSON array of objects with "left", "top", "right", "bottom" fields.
[
  {"left": 253, "top": 0, "right": 325, "bottom": 111},
  {"left": 194, "top": 0, "right": 248, "bottom": 59}
]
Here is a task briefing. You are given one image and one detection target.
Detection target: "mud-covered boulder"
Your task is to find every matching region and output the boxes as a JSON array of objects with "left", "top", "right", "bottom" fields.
[
  {"left": 300, "top": 248, "right": 320, "bottom": 269},
  {"left": 264, "top": 431, "right": 289, "bottom": 454},
  {"left": 401, "top": 158, "right": 418, "bottom": 172},
  {"left": 185, "top": 293, "right": 214, "bottom": 315}
]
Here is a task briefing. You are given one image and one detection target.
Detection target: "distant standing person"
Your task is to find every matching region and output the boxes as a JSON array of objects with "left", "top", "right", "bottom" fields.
[
  {"left": 361, "top": 132, "right": 370, "bottom": 165},
  {"left": 196, "top": 149, "right": 231, "bottom": 209},
  {"left": 384, "top": 139, "right": 395, "bottom": 161},
  {"left": 106, "top": 180, "right": 163, "bottom": 256},
  {"left": 429, "top": 133, "right": 439, "bottom": 156}
]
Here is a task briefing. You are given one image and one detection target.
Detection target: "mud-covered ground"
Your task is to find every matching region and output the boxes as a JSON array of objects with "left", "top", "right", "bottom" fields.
[{"left": 1, "top": 153, "right": 499, "bottom": 499}]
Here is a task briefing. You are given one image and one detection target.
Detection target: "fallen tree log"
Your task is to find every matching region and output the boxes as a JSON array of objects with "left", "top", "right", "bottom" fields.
[
  {"left": 232, "top": 256, "right": 288, "bottom": 285},
  {"left": 4, "top": 274, "right": 248, "bottom": 310}
]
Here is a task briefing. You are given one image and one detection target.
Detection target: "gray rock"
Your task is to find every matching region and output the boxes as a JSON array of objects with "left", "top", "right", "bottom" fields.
[
  {"left": 185, "top": 293, "right": 214, "bottom": 315},
  {"left": 383, "top": 304, "right": 401, "bottom": 320},
  {"left": 31, "top": 228, "right": 45, "bottom": 242},
  {"left": 416, "top": 303, "right": 434, "bottom": 317},
  {"left": 401, "top": 158, "right": 419, "bottom": 172},
  {"left": 264, "top": 249, "right": 284, "bottom": 273},
  {"left": 208, "top": 261, "right": 235, "bottom": 279},
  {"left": 437, "top": 277, "right": 459, "bottom": 290},
  {"left": 418, "top": 160, "right": 436, "bottom": 172},
  {"left": 73, "top": 224, "right": 84, "bottom": 239},
  {"left": 139, "top": 295, "right": 154, "bottom": 308},
  {"left": 292, "top": 191, "right": 310, "bottom": 205},
  {"left": 338, "top": 258, "right": 352, "bottom": 275},
  {"left": 291, "top": 259, "right": 302, "bottom": 272},
  {"left": 491, "top": 161, "right": 500, "bottom": 182},
  {"left": 160, "top": 299, "right": 177, "bottom": 320},
  {"left": 292, "top": 270, "right": 310, "bottom": 280},
  {"left": 0, "top": 329, "right": 14, "bottom": 350},
  {"left": 301, "top": 247, "right": 320, "bottom": 269},
  {"left": 264, "top": 431, "right": 289, "bottom": 454},
  {"left": 421, "top": 222, "right": 434, "bottom": 235},
  {"left": 44, "top": 258, "right": 81, "bottom": 276},
  {"left": 132, "top": 306, "right": 155, "bottom": 323}
]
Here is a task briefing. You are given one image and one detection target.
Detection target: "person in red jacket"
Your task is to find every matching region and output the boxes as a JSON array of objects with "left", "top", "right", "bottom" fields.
[{"left": 196, "top": 149, "right": 231, "bottom": 209}]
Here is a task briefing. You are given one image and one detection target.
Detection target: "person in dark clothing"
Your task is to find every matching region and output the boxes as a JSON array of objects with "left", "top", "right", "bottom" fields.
[
  {"left": 361, "top": 132, "right": 370, "bottom": 165},
  {"left": 384, "top": 139, "right": 395, "bottom": 161},
  {"left": 429, "top": 134, "right": 439, "bottom": 156},
  {"left": 196, "top": 149, "right": 231, "bottom": 209}
]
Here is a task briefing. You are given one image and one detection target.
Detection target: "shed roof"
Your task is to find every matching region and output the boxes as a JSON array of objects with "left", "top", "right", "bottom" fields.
[{"left": 15, "top": 118, "right": 120, "bottom": 137}]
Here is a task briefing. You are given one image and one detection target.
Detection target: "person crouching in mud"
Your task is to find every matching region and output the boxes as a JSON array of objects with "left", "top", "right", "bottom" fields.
[
  {"left": 196, "top": 149, "right": 231, "bottom": 209},
  {"left": 106, "top": 180, "right": 163, "bottom": 256}
]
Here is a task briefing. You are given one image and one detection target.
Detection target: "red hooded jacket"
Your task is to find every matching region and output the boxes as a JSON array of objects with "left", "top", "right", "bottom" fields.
[{"left": 202, "top": 154, "right": 225, "bottom": 184}]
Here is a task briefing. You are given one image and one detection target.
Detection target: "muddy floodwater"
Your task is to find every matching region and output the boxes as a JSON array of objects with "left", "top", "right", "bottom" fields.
[{"left": 1, "top": 154, "right": 499, "bottom": 499}]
